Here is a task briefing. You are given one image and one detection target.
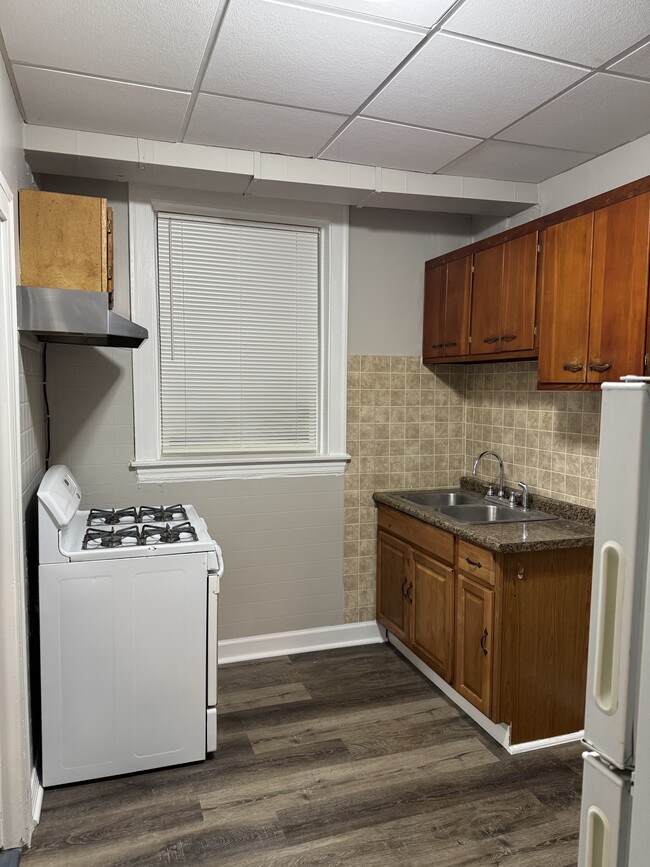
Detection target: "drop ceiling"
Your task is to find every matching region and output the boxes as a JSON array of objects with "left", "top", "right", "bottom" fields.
[{"left": 1, "top": 0, "right": 650, "bottom": 185}]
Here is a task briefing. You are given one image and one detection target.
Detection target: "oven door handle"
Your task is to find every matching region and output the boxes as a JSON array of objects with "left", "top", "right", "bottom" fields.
[{"left": 207, "top": 572, "right": 219, "bottom": 708}]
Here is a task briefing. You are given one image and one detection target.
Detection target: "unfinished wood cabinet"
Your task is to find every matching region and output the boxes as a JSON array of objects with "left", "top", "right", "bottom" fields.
[
  {"left": 422, "top": 256, "right": 471, "bottom": 361},
  {"left": 376, "top": 504, "right": 593, "bottom": 744},
  {"left": 19, "top": 190, "right": 114, "bottom": 297},
  {"left": 538, "top": 194, "right": 650, "bottom": 387}
]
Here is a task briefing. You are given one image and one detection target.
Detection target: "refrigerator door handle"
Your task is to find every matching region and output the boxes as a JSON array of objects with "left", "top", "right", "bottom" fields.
[
  {"left": 593, "top": 541, "right": 625, "bottom": 715},
  {"left": 584, "top": 805, "right": 611, "bottom": 867}
]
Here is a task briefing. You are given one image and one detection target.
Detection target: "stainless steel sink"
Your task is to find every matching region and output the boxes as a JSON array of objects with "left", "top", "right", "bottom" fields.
[
  {"left": 395, "top": 490, "right": 481, "bottom": 508},
  {"left": 435, "top": 504, "right": 554, "bottom": 524}
]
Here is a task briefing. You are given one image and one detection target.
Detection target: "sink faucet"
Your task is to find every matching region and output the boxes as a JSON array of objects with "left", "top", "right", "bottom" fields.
[{"left": 472, "top": 450, "right": 505, "bottom": 498}]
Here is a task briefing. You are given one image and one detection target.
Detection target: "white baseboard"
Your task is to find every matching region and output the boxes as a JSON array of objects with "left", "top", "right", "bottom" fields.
[
  {"left": 507, "top": 730, "right": 584, "bottom": 754},
  {"left": 218, "top": 620, "right": 386, "bottom": 664},
  {"left": 388, "top": 633, "right": 582, "bottom": 755},
  {"left": 388, "top": 633, "right": 511, "bottom": 750},
  {"left": 31, "top": 765, "right": 43, "bottom": 825}
]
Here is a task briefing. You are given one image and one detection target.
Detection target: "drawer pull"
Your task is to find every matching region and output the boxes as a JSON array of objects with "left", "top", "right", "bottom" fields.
[
  {"left": 589, "top": 362, "right": 611, "bottom": 372},
  {"left": 501, "top": 334, "right": 517, "bottom": 342},
  {"left": 563, "top": 362, "right": 583, "bottom": 372},
  {"left": 445, "top": 342, "right": 457, "bottom": 348},
  {"left": 431, "top": 343, "right": 445, "bottom": 349},
  {"left": 483, "top": 336, "right": 499, "bottom": 344},
  {"left": 465, "top": 556, "right": 483, "bottom": 569},
  {"left": 480, "top": 628, "right": 488, "bottom": 656}
]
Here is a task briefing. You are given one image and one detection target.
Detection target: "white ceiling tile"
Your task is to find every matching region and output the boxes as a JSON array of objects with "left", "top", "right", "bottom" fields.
[
  {"left": 321, "top": 117, "right": 480, "bottom": 173},
  {"left": 185, "top": 94, "right": 345, "bottom": 157},
  {"left": 440, "top": 140, "right": 596, "bottom": 182},
  {"left": 365, "top": 33, "right": 586, "bottom": 137},
  {"left": 445, "top": 0, "right": 650, "bottom": 67},
  {"left": 14, "top": 66, "right": 190, "bottom": 142},
  {"left": 202, "top": 0, "right": 423, "bottom": 113},
  {"left": 608, "top": 41, "right": 650, "bottom": 80},
  {"left": 304, "top": 0, "right": 454, "bottom": 28},
  {"left": 497, "top": 73, "right": 650, "bottom": 153},
  {"left": 0, "top": 0, "right": 217, "bottom": 90}
]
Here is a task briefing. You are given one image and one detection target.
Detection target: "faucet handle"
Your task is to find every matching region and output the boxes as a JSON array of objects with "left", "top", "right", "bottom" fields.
[{"left": 517, "top": 482, "right": 529, "bottom": 511}]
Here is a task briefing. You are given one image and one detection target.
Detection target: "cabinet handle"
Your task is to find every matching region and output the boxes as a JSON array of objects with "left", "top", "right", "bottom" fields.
[
  {"left": 445, "top": 342, "right": 457, "bottom": 348},
  {"left": 401, "top": 578, "right": 408, "bottom": 599},
  {"left": 406, "top": 582, "right": 413, "bottom": 603},
  {"left": 501, "top": 334, "right": 517, "bottom": 342},
  {"left": 480, "top": 628, "right": 488, "bottom": 656},
  {"left": 563, "top": 362, "right": 584, "bottom": 372},
  {"left": 465, "top": 556, "right": 483, "bottom": 569},
  {"left": 431, "top": 343, "right": 445, "bottom": 349},
  {"left": 483, "top": 336, "right": 499, "bottom": 344},
  {"left": 589, "top": 362, "right": 611, "bottom": 372}
]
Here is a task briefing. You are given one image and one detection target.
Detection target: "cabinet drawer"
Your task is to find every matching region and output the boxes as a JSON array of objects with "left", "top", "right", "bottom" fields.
[
  {"left": 377, "top": 506, "right": 454, "bottom": 565},
  {"left": 457, "top": 540, "right": 496, "bottom": 585}
]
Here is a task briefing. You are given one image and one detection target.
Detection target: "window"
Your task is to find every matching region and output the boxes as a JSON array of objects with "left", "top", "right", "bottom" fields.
[{"left": 130, "top": 190, "right": 349, "bottom": 481}]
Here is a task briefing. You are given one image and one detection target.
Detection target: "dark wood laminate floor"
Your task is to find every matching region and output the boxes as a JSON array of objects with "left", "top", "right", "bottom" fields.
[{"left": 23, "top": 644, "right": 584, "bottom": 866}]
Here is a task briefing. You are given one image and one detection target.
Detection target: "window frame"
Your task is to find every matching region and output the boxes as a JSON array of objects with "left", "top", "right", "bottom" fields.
[{"left": 129, "top": 186, "right": 349, "bottom": 482}]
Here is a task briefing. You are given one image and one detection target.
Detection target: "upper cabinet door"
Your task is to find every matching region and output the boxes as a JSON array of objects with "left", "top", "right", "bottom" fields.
[
  {"left": 538, "top": 213, "right": 594, "bottom": 384},
  {"left": 444, "top": 256, "right": 472, "bottom": 357},
  {"left": 588, "top": 194, "right": 650, "bottom": 384},
  {"left": 470, "top": 246, "right": 504, "bottom": 355},
  {"left": 501, "top": 233, "right": 538, "bottom": 353},
  {"left": 422, "top": 264, "right": 446, "bottom": 360}
]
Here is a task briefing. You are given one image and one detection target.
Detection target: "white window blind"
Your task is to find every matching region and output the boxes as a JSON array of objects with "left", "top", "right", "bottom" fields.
[{"left": 156, "top": 213, "right": 320, "bottom": 456}]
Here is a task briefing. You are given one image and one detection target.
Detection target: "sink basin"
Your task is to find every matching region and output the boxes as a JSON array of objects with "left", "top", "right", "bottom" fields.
[
  {"left": 436, "top": 504, "right": 554, "bottom": 524},
  {"left": 394, "top": 490, "right": 481, "bottom": 508}
]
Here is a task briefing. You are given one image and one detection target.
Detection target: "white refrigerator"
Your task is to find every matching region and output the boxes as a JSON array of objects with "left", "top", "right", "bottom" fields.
[{"left": 578, "top": 380, "right": 650, "bottom": 866}]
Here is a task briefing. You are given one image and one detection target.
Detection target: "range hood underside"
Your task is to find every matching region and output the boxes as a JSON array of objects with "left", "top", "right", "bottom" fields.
[{"left": 17, "top": 285, "right": 148, "bottom": 348}]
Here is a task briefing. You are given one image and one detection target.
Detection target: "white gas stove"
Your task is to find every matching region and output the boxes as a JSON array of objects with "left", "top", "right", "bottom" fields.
[{"left": 37, "top": 465, "right": 223, "bottom": 787}]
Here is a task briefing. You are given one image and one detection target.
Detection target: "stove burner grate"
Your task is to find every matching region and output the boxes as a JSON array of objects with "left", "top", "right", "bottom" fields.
[
  {"left": 141, "top": 522, "right": 198, "bottom": 545},
  {"left": 83, "top": 526, "right": 141, "bottom": 549},
  {"left": 138, "top": 504, "right": 188, "bottom": 523},
  {"left": 87, "top": 507, "right": 139, "bottom": 526}
]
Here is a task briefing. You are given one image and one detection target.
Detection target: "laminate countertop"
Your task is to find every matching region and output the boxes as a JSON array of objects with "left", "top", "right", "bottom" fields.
[{"left": 373, "top": 477, "right": 595, "bottom": 554}]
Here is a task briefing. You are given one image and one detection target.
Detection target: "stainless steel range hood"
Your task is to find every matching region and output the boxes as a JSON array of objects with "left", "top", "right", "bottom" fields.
[{"left": 17, "top": 285, "right": 148, "bottom": 348}]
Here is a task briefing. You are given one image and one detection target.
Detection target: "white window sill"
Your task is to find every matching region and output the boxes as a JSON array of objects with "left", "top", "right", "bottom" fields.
[{"left": 130, "top": 454, "right": 351, "bottom": 483}]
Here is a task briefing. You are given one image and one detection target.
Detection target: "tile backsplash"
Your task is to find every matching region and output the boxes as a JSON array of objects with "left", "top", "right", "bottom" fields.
[
  {"left": 344, "top": 355, "right": 465, "bottom": 623},
  {"left": 464, "top": 361, "right": 601, "bottom": 507},
  {"left": 344, "top": 356, "right": 601, "bottom": 623}
]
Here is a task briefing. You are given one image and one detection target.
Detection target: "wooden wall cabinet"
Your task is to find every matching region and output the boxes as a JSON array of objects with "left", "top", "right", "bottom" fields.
[
  {"left": 422, "top": 257, "right": 471, "bottom": 361},
  {"left": 376, "top": 504, "right": 592, "bottom": 744},
  {"left": 538, "top": 193, "right": 650, "bottom": 386},
  {"left": 423, "top": 177, "right": 650, "bottom": 385},
  {"left": 19, "top": 190, "right": 114, "bottom": 298},
  {"left": 470, "top": 233, "right": 538, "bottom": 357}
]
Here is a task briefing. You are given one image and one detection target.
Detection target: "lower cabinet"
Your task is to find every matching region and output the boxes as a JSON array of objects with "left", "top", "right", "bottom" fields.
[
  {"left": 376, "top": 504, "right": 593, "bottom": 744},
  {"left": 411, "top": 550, "right": 454, "bottom": 683},
  {"left": 455, "top": 573, "right": 494, "bottom": 717},
  {"left": 377, "top": 530, "right": 410, "bottom": 644}
]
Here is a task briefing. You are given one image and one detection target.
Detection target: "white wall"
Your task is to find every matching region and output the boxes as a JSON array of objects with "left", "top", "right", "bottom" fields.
[
  {"left": 0, "top": 56, "right": 41, "bottom": 847},
  {"left": 41, "top": 174, "right": 474, "bottom": 640},
  {"left": 539, "top": 132, "right": 650, "bottom": 214},
  {"left": 348, "top": 208, "right": 471, "bottom": 355}
]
